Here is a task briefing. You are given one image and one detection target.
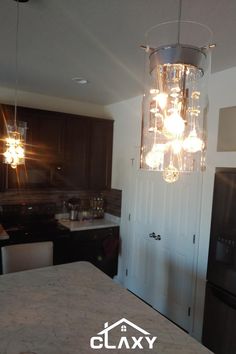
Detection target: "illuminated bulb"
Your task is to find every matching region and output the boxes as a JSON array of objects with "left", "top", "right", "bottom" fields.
[
  {"left": 163, "top": 162, "right": 180, "bottom": 183},
  {"left": 164, "top": 111, "right": 185, "bottom": 136},
  {"left": 3, "top": 150, "right": 13, "bottom": 164},
  {"left": 171, "top": 139, "right": 183, "bottom": 154},
  {"left": 150, "top": 107, "right": 158, "bottom": 114},
  {"left": 183, "top": 129, "right": 204, "bottom": 153},
  {"left": 192, "top": 91, "right": 200, "bottom": 99},
  {"left": 170, "top": 87, "right": 180, "bottom": 98},
  {"left": 145, "top": 144, "right": 165, "bottom": 169},
  {"left": 3, "top": 134, "right": 25, "bottom": 168},
  {"left": 154, "top": 93, "right": 168, "bottom": 110},
  {"left": 150, "top": 88, "right": 159, "bottom": 95},
  {"left": 16, "top": 145, "right": 25, "bottom": 158},
  {"left": 11, "top": 163, "right": 18, "bottom": 169}
]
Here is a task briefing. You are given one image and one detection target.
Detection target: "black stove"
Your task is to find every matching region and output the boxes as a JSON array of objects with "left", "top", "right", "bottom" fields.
[{"left": 0, "top": 202, "right": 68, "bottom": 243}]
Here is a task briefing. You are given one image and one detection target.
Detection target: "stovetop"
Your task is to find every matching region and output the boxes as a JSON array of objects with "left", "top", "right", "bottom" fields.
[{"left": 0, "top": 202, "right": 69, "bottom": 242}]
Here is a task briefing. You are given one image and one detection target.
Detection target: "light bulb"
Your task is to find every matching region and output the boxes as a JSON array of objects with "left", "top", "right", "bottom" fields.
[
  {"left": 163, "top": 163, "right": 180, "bottom": 183},
  {"left": 145, "top": 144, "right": 165, "bottom": 169},
  {"left": 183, "top": 129, "right": 204, "bottom": 153},
  {"left": 16, "top": 145, "right": 25, "bottom": 158},
  {"left": 164, "top": 111, "right": 185, "bottom": 136},
  {"left": 150, "top": 88, "right": 159, "bottom": 95},
  {"left": 3, "top": 135, "right": 25, "bottom": 168},
  {"left": 3, "top": 150, "right": 13, "bottom": 164},
  {"left": 154, "top": 93, "right": 168, "bottom": 110}
]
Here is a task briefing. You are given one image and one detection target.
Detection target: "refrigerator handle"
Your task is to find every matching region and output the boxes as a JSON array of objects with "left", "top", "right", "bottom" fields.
[{"left": 212, "top": 285, "right": 236, "bottom": 311}]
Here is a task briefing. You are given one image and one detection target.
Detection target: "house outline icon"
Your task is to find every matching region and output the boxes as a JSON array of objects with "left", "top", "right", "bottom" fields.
[{"left": 97, "top": 317, "right": 150, "bottom": 335}]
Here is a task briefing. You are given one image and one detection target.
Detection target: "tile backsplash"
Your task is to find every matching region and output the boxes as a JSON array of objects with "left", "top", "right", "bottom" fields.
[{"left": 0, "top": 188, "right": 122, "bottom": 217}]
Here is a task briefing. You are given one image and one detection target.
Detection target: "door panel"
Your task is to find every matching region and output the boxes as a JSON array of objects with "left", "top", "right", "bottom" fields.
[
  {"left": 156, "top": 174, "right": 200, "bottom": 330},
  {"left": 127, "top": 164, "right": 201, "bottom": 332}
]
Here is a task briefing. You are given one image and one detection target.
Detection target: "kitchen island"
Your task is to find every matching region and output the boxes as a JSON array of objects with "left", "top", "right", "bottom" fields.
[{"left": 0, "top": 261, "right": 212, "bottom": 354}]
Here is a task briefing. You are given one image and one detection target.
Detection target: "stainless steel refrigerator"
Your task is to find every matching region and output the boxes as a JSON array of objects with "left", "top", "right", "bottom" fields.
[{"left": 203, "top": 168, "right": 236, "bottom": 354}]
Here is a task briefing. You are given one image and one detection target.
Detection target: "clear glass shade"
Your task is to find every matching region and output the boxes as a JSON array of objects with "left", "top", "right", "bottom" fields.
[
  {"left": 3, "top": 121, "right": 27, "bottom": 169},
  {"left": 140, "top": 21, "right": 211, "bottom": 183}
]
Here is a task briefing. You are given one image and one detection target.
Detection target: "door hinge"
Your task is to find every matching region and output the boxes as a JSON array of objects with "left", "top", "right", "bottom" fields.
[
  {"left": 188, "top": 307, "right": 191, "bottom": 317},
  {"left": 193, "top": 234, "right": 196, "bottom": 244},
  {"left": 125, "top": 268, "right": 128, "bottom": 276},
  {"left": 128, "top": 213, "right": 131, "bottom": 221},
  {"left": 131, "top": 158, "right": 135, "bottom": 166}
]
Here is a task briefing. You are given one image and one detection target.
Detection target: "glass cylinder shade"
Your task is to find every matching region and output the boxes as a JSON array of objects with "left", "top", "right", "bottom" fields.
[
  {"left": 3, "top": 120, "right": 27, "bottom": 169},
  {"left": 140, "top": 21, "right": 211, "bottom": 182}
]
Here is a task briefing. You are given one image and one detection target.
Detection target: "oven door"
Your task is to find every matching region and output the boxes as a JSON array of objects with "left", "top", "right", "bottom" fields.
[{"left": 207, "top": 169, "right": 236, "bottom": 295}]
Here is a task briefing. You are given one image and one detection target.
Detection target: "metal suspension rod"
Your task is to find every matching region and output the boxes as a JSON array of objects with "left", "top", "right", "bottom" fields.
[
  {"left": 177, "top": 0, "right": 182, "bottom": 44},
  {"left": 14, "top": 0, "right": 20, "bottom": 130}
]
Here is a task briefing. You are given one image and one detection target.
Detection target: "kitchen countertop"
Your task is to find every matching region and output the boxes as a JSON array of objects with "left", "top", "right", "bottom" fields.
[
  {"left": 0, "top": 261, "right": 212, "bottom": 354},
  {"left": 59, "top": 218, "right": 119, "bottom": 231}
]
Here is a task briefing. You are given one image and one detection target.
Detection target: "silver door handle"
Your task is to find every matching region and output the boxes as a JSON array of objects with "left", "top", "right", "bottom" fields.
[{"left": 149, "top": 232, "right": 161, "bottom": 241}]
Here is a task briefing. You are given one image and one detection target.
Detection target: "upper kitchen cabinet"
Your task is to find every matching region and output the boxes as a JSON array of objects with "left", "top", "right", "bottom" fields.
[
  {"left": 64, "top": 116, "right": 90, "bottom": 189},
  {"left": 89, "top": 118, "right": 113, "bottom": 190},
  {"left": 0, "top": 104, "right": 113, "bottom": 191},
  {"left": 1, "top": 106, "right": 66, "bottom": 189}
]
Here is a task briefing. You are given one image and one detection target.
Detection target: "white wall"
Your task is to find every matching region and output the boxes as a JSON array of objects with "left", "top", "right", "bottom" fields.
[
  {"left": 107, "top": 96, "right": 142, "bottom": 280},
  {"left": 0, "top": 86, "right": 110, "bottom": 119},
  {"left": 107, "top": 66, "right": 236, "bottom": 341}
]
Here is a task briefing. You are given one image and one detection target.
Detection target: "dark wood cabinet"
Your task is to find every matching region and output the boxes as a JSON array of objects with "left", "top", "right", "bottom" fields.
[
  {"left": 70, "top": 227, "right": 119, "bottom": 277},
  {"left": 4, "top": 107, "right": 66, "bottom": 189},
  {"left": 0, "top": 104, "right": 113, "bottom": 190},
  {"left": 64, "top": 116, "right": 90, "bottom": 189},
  {"left": 0, "top": 226, "right": 119, "bottom": 278},
  {"left": 89, "top": 119, "right": 113, "bottom": 190}
]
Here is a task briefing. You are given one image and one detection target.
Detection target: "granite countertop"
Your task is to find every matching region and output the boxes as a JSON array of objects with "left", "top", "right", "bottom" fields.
[
  {"left": 0, "top": 224, "right": 9, "bottom": 240},
  {"left": 59, "top": 218, "right": 119, "bottom": 231},
  {"left": 0, "top": 262, "right": 212, "bottom": 354}
]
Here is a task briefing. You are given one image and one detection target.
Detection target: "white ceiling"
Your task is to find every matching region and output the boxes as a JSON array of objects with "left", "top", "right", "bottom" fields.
[{"left": 0, "top": 0, "right": 236, "bottom": 105}]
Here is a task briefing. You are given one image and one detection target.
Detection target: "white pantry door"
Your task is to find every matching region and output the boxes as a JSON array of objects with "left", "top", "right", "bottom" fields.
[{"left": 126, "top": 165, "right": 202, "bottom": 332}]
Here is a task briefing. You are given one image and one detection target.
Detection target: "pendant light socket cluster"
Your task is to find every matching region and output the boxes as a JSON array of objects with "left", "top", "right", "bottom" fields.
[{"left": 140, "top": 2, "right": 213, "bottom": 183}]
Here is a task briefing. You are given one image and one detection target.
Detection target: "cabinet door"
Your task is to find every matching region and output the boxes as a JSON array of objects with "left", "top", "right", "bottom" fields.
[
  {"left": 30, "top": 110, "right": 66, "bottom": 188},
  {"left": 89, "top": 119, "right": 113, "bottom": 190},
  {"left": 71, "top": 227, "right": 119, "bottom": 277},
  {"left": 64, "top": 116, "right": 90, "bottom": 189}
]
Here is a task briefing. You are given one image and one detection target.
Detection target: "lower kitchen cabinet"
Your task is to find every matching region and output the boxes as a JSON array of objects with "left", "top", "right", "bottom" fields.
[
  {"left": 53, "top": 226, "right": 119, "bottom": 278},
  {"left": 71, "top": 227, "right": 119, "bottom": 278},
  {"left": 53, "top": 233, "right": 72, "bottom": 265},
  {"left": 0, "top": 226, "right": 119, "bottom": 278}
]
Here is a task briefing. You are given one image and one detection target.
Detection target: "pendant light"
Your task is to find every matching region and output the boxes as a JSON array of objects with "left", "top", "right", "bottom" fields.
[
  {"left": 140, "top": 0, "right": 214, "bottom": 183},
  {"left": 3, "top": 0, "right": 28, "bottom": 169}
]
